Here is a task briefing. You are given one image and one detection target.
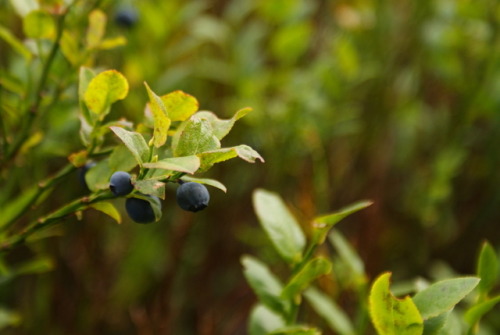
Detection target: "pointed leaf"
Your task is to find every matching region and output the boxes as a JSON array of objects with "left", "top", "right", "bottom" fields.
[
  {"left": 144, "top": 82, "right": 171, "bottom": 148},
  {"left": 304, "top": 287, "right": 355, "bottom": 335},
  {"left": 464, "top": 295, "right": 500, "bottom": 326},
  {"left": 110, "top": 127, "right": 150, "bottom": 166},
  {"left": 89, "top": 201, "right": 121, "bottom": 224},
  {"left": 369, "top": 272, "right": 424, "bottom": 335},
  {"left": 180, "top": 176, "right": 227, "bottom": 193},
  {"left": 0, "top": 25, "right": 32, "bottom": 60},
  {"left": 131, "top": 193, "right": 163, "bottom": 222},
  {"left": 86, "top": 9, "right": 106, "bottom": 49},
  {"left": 476, "top": 241, "right": 498, "bottom": 296},
  {"left": 108, "top": 145, "right": 138, "bottom": 172},
  {"left": 253, "top": 189, "right": 306, "bottom": 265},
  {"left": 329, "top": 230, "right": 365, "bottom": 279},
  {"left": 196, "top": 107, "right": 252, "bottom": 140},
  {"left": 198, "top": 145, "right": 264, "bottom": 172},
  {"left": 160, "top": 90, "right": 199, "bottom": 121},
  {"left": 422, "top": 311, "right": 451, "bottom": 335},
  {"left": 173, "top": 116, "right": 220, "bottom": 157},
  {"left": 281, "top": 257, "right": 332, "bottom": 300},
  {"left": 143, "top": 156, "right": 200, "bottom": 174},
  {"left": 412, "top": 277, "right": 480, "bottom": 320},
  {"left": 23, "top": 10, "right": 55, "bottom": 39},
  {"left": 270, "top": 326, "right": 321, "bottom": 335},
  {"left": 248, "top": 304, "right": 285, "bottom": 335},
  {"left": 134, "top": 180, "right": 166, "bottom": 200},
  {"left": 242, "top": 255, "right": 289, "bottom": 316},
  {"left": 84, "top": 70, "right": 129, "bottom": 117}
]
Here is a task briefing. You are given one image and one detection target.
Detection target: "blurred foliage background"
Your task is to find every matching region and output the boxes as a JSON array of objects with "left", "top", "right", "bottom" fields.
[{"left": 1, "top": 0, "right": 500, "bottom": 334}]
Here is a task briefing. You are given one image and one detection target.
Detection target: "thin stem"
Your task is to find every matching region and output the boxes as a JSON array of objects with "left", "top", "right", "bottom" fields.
[{"left": 0, "top": 190, "right": 115, "bottom": 253}]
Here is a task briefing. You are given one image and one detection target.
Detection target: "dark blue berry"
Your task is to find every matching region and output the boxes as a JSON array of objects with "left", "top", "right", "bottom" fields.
[
  {"left": 79, "top": 162, "right": 96, "bottom": 190},
  {"left": 126, "top": 196, "right": 160, "bottom": 224},
  {"left": 115, "top": 7, "right": 138, "bottom": 28},
  {"left": 109, "top": 171, "right": 133, "bottom": 196},
  {"left": 176, "top": 182, "right": 210, "bottom": 212}
]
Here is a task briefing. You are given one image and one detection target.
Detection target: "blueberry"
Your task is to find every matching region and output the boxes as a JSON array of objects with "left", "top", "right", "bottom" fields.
[
  {"left": 126, "top": 196, "right": 160, "bottom": 224},
  {"left": 78, "top": 162, "right": 96, "bottom": 190},
  {"left": 176, "top": 182, "right": 210, "bottom": 212},
  {"left": 109, "top": 171, "right": 134, "bottom": 196},
  {"left": 115, "top": 7, "right": 138, "bottom": 28}
]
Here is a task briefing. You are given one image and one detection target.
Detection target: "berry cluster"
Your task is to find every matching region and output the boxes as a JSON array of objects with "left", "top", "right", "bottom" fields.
[{"left": 108, "top": 171, "right": 211, "bottom": 224}]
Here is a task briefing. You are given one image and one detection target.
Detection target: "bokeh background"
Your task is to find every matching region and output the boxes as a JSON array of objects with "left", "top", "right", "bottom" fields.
[{"left": 1, "top": 0, "right": 500, "bottom": 334}]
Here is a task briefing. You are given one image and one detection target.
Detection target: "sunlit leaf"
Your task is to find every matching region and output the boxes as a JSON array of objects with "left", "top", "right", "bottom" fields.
[
  {"left": 108, "top": 145, "right": 138, "bottom": 172},
  {"left": 143, "top": 155, "right": 200, "bottom": 174},
  {"left": 179, "top": 176, "right": 227, "bottom": 193},
  {"left": 197, "top": 145, "right": 264, "bottom": 172},
  {"left": 144, "top": 82, "right": 171, "bottom": 148},
  {"left": 369, "top": 272, "right": 423, "bottom": 335},
  {"left": 98, "top": 36, "right": 127, "bottom": 50},
  {"left": 84, "top": 70, "right": 129, "bottom": 117},
  {"left": 8, "top": 0, "right": 39, "bottom": 17},
  {"left": 86, "top": 9, "right": 106, "bottom": 49},
  {"left": 281, "top": 257, "right": 332, "bottom": 300},
  {"left": 270, "top": 326, "right": 321, "bottom": 335},
  {"left": 248, "top": 304, "right": 285, "bottom": 335},
  {"left": 160, "top": 90, "right": 199, "bottom": 122},
  {"left": 196, "top": 107, "right": 251, "bottom": 140},
  {"left": 134, "top": 180, "right": 166, "bottom": 200},
  {"left": 23, "top": 10, "right": 55, "bottom": 39},
  {"left": 89, "top": 202, "right": 121, "bottom": 224},
  {"left": 253, "top": 189, "right": 305, "bottom": 265},
  {"left": 172, "top": 116, "right": 220, "bottom": 157},
  {"left": 110, "top": 126, "right": 150, "bottom": 166}
]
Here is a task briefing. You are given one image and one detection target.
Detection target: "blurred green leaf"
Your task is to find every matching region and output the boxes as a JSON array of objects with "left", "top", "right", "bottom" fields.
[
  {"left": 329, "top": 230, "right": 365, "bottom": 280},
  {"left": 0, "top": 25, "right": 32, "bottom": 60},
  {"left": 134, "top": 180, "right": 166, "bottom": 200},
  {"left": 413, "top": 277, "right": 480, "bottom": 320},
  {"left": 179, "top": 176, "right": 227, "bottom": 193},
  {"left": 143, "top": 155, "right": 200, "bottom": 174},
  {"left": 196, "top": 107, "right": 252, "bottom": 140},
  {"left": 253, "top": 189, "right": 305, "bottom": 265},
  {"left": 476, "top": 241, "right": 498, "bottom": 297},
  {"left": 78, "top": 66, "right": 96, "bottom": 125},
  {"left": 304, "top": 287, "right": 355, "bottom": 335},
  {"left": 269, "top": 326, "right": 321, "bottom": 335},
  {"left": 144, "top": 82, "right": 171, "bottom": 148},
  {"left": 248, "top": 304, "right": 285, "bottom": 335},
  {"left": 86, "top": 9, "right": 106, "bottom": 49},
  {"left": 110, "top": 127, "right": 150, "bottom": 166},
  {"left": 0, "top": 308, "right": 21, "bottom": 330},
  {"left": 172, "top": 116, "right": 221, "bottom": 157},
  {"left": 97, "top": 36, "right": 127, "bottom": 50},
  {"left": 85, "top": 158, "right": 112, "bottom": 191},
  {"left": 422, "top": 311, "right": 451, "bottom": 335},
  {"left": 89, "top": 201, "right": 122, "bottom": 224},
  {"left": 84, "top": 70, "right": 129, "bottom": 117},
  {"left": 464, "top": 295, "right": 500, "bottom": 326},
  {"left": 242, "top": 255, "right": 289, "bottom": 316},
  {"left": 271, "top": 22, "right": 312, "bottom": 64},
  {"left": 108, "top": 145, "right": 138, "bottom": 172},
  {"left": 60, "top": 30, "right": 81, "bottom": 65},
  {"left": 281, "top": 257, "right": 332, "bottom": 300},
  {"left": 23, "top": 10, "right": 55, "bottom": 39},
  {"left": 161, "top": 90, "right": 199, "bottom": 122},
  {"left": 197, "top": 145, "right": 264, "bottom": 172},
  {"left": 369, "top": 272, "right": 423, "bottom": 335},
  {"left": 8, "top": 0, "right": 39, "bottom": 17},
  {"left": 0, "top": 185, "right": 38, "bottom": 228}
]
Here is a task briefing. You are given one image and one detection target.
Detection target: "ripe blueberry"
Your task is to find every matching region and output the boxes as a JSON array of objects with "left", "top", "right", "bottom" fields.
[
  {"left": 78, "top": 162, "right": 96, "bottom": 190},
  {"left": 125, "top": 195, "right": 160, "bottom": 224},
  {"left": 115, "top": 7, "right": 138, "bottom": 28},
  {"left": 176, "top": 182, "right": 210, "bottom": 212},
  {"left": 109, "top": 171, "right": 134, "bottom": 196}
]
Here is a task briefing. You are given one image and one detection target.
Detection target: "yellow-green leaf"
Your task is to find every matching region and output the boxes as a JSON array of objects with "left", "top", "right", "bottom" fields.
[
  {"left": 160, "top": 90, "right": 199, "bottom": 122},
  {"left": 89, "top": 202, "right": 121, "bottom": 224},
  {"left": 197, "top": 145, "right": 264, "bottom": 172},
  {"left": 23, "top": 10, "right": 55, "bottom": 39},
  {"left": 84, "top": 70, "right": 129, "bottom": 117},
  {"left": 0, "top": 25, "right": 32, "bottom": 60},
  {"left": 86, "top": 9, "right": 107, "bottom": 49},
  {"left": 144, "top": 82, "right": 171, "bottom": 148},
  {"left": 143, "top": 155, "right": 200, "bottom": 174},
  {"left": 281, "top": 257, "right": 332, "bottom": 300}
]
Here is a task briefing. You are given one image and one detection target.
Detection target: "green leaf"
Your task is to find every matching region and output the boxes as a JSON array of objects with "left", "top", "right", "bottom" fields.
[
  {"left": 412, "top": 277, "right": 480, "bottom": 320},
  {"left": 179, "top": 176, "right": 227, "bottom": 193},
  {"left": 253, "top": 189, "right": 306, "bottom": 265},
  {"left": 0, "top": 185, "right": 39, "bottom": 228},
  {"left": 369, "top": 272, "right": 424, "bottom": 335},
  {"left": 89, "top": 201, "right": 122, "bottom": 224},
  {"left": 329, "top": 230, "right": 365, "bottom": 280},
  {"left": 60, "top": 30, "right": 81, "bottom": 66},
  {"left": 23, "top": 10, "right": 55, "bottom": 39},
  {"left": 110, "top": 127, "right": 150, "bottom": 166},
  {"left": 14, "top": 256, "right": 53, "bottom": 276},
  {"left": 269, "top": 326, "right": 321, "bottom": 335},
  {"left": 86, "top": 9, "right": 106, "bottom": 49},
  {"left": 422, "top": 311, "right": 451, "bottom": 335},
  {"left": 97, "top": 36, "right": 127, "bottom": 50},
  {"left": 196, "top": 107, "right": 252, "bottom": 140},
  {"left": 464, "top": 295, "right": 500, "bottom": 326},
  {"left": 476, "top": 241, "right": 498, "bottom": 296},
  {"left": 172, "top": 116, "right": 221, "bottom": 157},
  {"left": 8, "top": 0, "right": 38, "bottom": 17},
  {"left": 143, "top": 156, "right": 200, "bottom": 174},
  {"left": 84, "top": 70, "right": 129, "bottom": 118},
  {"left": 197, "top": 145, "right": 264, "bottom": 172},
  {"left": 144, "top": 82, "right": 171, "bottom": 148},
  {"left": 160, "top": 90, "right": 199, "bottom": 122},
  {"left": 131, "top": 194, "right": 163, "bottom": 222},
  {"left": 248, "top": 304, "right": 285, "bottom": 335},
  {"left": 78, "top": 66, "right": 96, "bottom": 125},
  {"left": 242, "top": 256, "right": 289, "bottom": 316},
  {"left": 134, "top": 180, "right": 166, "bottom": 200},
  {"left": 281, "top": 257, "right": 332, "bottom": 300},
  {"left": 0, "top": 308, "right": 21, "bottom": 330},
  {"left": 313, "top": 200, "right": 372, "bottom": 244},
  {"left": 108, "top": 145, "right": 138, "bottom": 172},
  {"left": 0, "top": 25, "right": 32, "bottom": 61},
  {"left": 304, "top": 287, "right": 355, "bottom": 335},
  {"left": 85, "top": 158, "right": 113, "bottom": 191}
]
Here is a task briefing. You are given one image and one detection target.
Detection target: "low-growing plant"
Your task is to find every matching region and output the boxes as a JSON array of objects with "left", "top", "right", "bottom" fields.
[{"left": 244, "top": 189, "right": 500, "bottom": 335}]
